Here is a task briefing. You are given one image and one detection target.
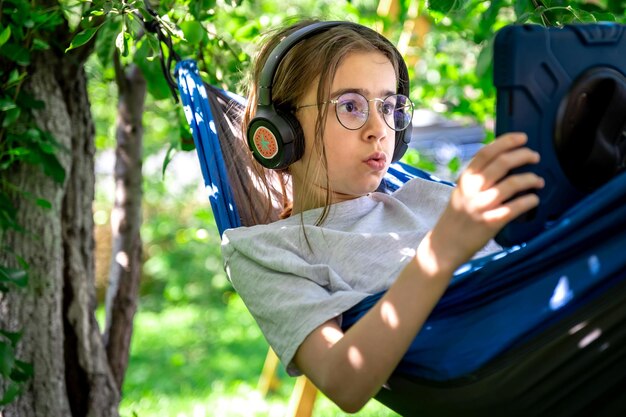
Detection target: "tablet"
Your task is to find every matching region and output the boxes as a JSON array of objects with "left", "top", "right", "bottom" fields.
[{"left": 493, "top": 23, "right": 626, "bottom": 246}]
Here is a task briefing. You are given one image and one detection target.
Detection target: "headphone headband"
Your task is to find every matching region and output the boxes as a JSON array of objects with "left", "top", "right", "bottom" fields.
[{"left": 257, "top": 21, "right": 345, "bottom": 106}]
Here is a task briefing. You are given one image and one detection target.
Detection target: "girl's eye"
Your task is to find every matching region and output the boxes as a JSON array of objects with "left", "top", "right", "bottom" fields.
[
  {"left": 338, "top": 100, "right": 361, "bottom": 113},
  {"left": 381, "top": 103, "right": 394, "bottom": 115}
]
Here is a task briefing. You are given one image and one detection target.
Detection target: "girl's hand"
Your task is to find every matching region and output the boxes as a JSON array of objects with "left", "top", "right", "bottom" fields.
[{"left": 425, "top": 133, "right": 544, "bottom": 272}]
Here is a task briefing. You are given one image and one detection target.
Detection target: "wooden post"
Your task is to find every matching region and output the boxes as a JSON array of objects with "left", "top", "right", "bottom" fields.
[
  {"left": 258, "top": 347, "right": 282, "bottom": 396},
  {"left": 286, "top": 377, "right": 318, "bottom": 417}
]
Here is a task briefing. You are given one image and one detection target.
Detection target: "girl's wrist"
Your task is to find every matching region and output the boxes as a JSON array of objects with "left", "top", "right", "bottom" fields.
[{"left": 415, "top": 230, "right": 460, "bottom": 280}]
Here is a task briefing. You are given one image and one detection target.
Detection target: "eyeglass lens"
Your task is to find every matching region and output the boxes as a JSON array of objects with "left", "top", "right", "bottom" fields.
[{"left": 334, "top": 92, "right": 413, "bottom": 131}]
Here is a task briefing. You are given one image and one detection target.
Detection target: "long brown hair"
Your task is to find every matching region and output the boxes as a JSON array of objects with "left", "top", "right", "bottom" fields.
[{"left": 241, "top": 19, "right": 401, "bottom": 225}]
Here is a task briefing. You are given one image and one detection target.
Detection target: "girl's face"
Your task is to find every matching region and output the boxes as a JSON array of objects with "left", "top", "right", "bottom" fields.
[{"left": 292, "top": 51, "right": 397, "bottom": 210}]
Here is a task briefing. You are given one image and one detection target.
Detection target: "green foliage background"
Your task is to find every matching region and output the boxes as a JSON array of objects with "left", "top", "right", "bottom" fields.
[{"left": 2, "top": 0, "right": 626, "bottom": 414}]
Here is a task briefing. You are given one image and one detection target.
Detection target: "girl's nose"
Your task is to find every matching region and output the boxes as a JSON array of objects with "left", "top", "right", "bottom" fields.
[{"left": 363, "top": 100, "right": 388, "bottom": 141}]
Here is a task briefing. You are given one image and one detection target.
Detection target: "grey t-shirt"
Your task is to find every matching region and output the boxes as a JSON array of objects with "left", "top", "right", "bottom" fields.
[{"left": 222, "top": 177, "right": 498, "bottom": 375}]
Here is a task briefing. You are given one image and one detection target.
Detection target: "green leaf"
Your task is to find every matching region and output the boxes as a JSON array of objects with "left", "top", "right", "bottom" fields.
[
  {"left": 32, "top": 38, "right": 50, "bottom": 50},
  {"left": 2, "top": 107, "right": 21, "bottom": 128},
  {"left": 428, "top": 0, "right": 466, "bottom": 14},
  {"left": 233, "top": 21, "right": 260, "bottom": 41},
  {"left": 95, "top": 18, "right": 121, "bottom": 67},
  {"left": 134, "top": 58, "right": 173, "bottom": 100},
  {"left": 0, "top": 341, "right": 15, "bottom": 376},
  {"left": 123, "top": 32, "right": 132, "bottom": 57},
  {"left": 180, "top": 20, "right": 205, "bottom": 45},
  {"left": 191, "top": 0, "right": 217, "bottom": 19},
  {"left": 10, "top": 360, "right": 33, "bottom": 382},
  {"left": 591, "top": 12, "right": 616, "bottom": 22},
  {"left": 4, "top": 69, "right": 26, "bottom": 89},
  {"left": 162, "top": 144, "right": 177, "bottom": 178},
  {"left": 514, "top": 0, "right": 533, "bottom": 21},
  {"left": 136, "top": 6, "right": 153, "bottom": 22},
  {"left": 0, "top": 97, "right": 16, "bottom": 111},
  {"left": 570, "top": 8, "right": 598, "bottom": 23},
  {"left": 37, "top": 141, "right": 56, "bottom": 154},
  {"left": 447, "top": 156, "right": 461, "bottom": 174},
  {"left": 0, "top": 44, "right": 30, "bottom": 66},
  {"left": 15, "top": 91, "right": 44, "bottom": 110},
  {"left": 0, "top": 382, "right": 21, "bottom": 406},
  {"left": 477, "top": 0, "right": 503, "bottom": 42},
  {"left": 0, "top": 26, "right": 11, "bottom": 48},
  {"left": 115, "top": 30, "right": 131, "bottom": 57},
  {"left": 35, "top": 198, "right": 52, "bottom": 210},
  {"left": 0, "top": 266, "right": 28, "bottom": 288},
  {"left": 475, "top": 38, "right": 494, "bottom": 78},
  {"left": 65, "top": 25, "right": 102, "bottom": 52},
  {"left": 0, "top": 330, "right": 22, "bottom": 346},
  {"left": 39, "top": 152, "right": 66, "bottom": 184},
  {"left": 0, "top": 192, "right": 18, "bottom": 231}
]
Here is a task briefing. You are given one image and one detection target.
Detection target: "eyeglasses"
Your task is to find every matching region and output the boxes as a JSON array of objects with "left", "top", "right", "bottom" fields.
[{"left": 297, "top": 92, "right": 414, "bottom": 132}]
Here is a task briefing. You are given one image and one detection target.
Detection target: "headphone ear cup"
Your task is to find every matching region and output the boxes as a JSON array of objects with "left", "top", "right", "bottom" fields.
[
  {"left": 277, "top": 108, "right": 305, "bottom": 167},
  {"left": 390, "top": 47, "right": 412, "bottom": 163},
  {"left": 392, "top": 127, "right": 411, "bottom": 162},
  {"left": 247, "top": 106, "right": 304, "bottom": 170},
  {"left": 554, "top": 67, "right": 626, "bottom": 192}
]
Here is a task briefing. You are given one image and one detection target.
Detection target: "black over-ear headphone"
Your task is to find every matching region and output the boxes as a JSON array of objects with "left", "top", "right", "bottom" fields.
[{"left": 246, "top": 21, "right": 412, "bottom": 170}]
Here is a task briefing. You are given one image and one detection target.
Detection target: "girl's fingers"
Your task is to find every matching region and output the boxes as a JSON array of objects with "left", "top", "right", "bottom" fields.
[
  {"left": 478, "top": 148, "right": 540, "bottom": 190},
  {"left": 471, "top": 172, "right": 544, "bottom": 217},
  {"left": 465, "top": 132, "right": 529, "bottom": 174},
  {"left": 461, "top": 148, "right": 540, "bottom": 195},
  {"left": 483, "top": 192, "right": 541, "bottom": 224}
]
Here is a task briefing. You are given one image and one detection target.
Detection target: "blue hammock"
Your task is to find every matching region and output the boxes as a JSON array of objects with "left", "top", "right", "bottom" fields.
[{"left": 176, "top": 59, "right": 626, "bottom": 416}]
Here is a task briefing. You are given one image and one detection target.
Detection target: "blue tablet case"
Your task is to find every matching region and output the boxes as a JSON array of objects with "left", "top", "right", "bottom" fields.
[{"left": 493, "top": 23, "right": 626, "bottom": 247}]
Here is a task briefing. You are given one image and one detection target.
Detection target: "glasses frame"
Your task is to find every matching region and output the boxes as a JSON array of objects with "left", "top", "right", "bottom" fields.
[{"left": 297, "top": 92, "right": 414, "bottom": 132}]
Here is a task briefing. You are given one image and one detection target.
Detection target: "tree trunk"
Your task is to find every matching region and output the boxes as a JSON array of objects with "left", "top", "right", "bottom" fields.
[
  {"left": 0, "top": 48, "right": 119, "bottom": 416},
  {"left": 104, "top": 56, "right": 145, "bottom": 391}
]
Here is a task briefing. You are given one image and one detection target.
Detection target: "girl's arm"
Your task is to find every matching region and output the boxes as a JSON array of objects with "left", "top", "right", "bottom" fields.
[{"left": 293, "top": 133, "right": 545, "bottom": 413}]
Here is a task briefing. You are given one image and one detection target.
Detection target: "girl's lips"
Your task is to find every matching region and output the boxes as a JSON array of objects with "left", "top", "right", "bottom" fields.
[{"left": 364, "top": 152, "right": 387, "bottom": 171}]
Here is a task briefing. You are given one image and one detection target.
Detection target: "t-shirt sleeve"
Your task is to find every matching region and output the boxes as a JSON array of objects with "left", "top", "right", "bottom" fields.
[{"left": 221, "top": 227, "right": 367, "bottom": 375}]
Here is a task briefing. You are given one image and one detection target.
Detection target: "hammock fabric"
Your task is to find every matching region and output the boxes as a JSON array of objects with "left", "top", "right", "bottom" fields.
[{"left": 176, "top": 59, "right": 626, "bottom": 416}]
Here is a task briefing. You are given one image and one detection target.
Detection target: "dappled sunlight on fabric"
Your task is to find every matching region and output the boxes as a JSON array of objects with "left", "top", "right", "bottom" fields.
[
  {"left": 549, "top": 276, "right": 574, "bottom": 310},
  {"left": 454, "top": 263, "right": 473, "bottom": 275},
  {"left": 399, "top": 247, "right": 416, "bottom": 262},
  {"left": 568, "top": 321, "right": 588, "bottom": 335},
  {"left": 588, "top": 254, "right": 601, "bottom": 275},
  {"left": 568, "top": 320, "right": 609, "bottom": 351},
  {"left": 185, "top": 71, "right": 197, "bottom": 91},
  {"left": 206, "top": 183, "right": 219, "bottom": 198},
  {"left": 578, "top": 328, "right": 602, "bottom": 349},
  {"left": 194, "top": 108, "right": 205, "bottom": 125},
  {"left": 198, "top": 82, "right": 208, "bottom": 100},
  {"left": 183, "top": 103, "right": 193, "bottom": 126},
  {"left": 491, "top": 250, "right": 509, "bottom": 261}
]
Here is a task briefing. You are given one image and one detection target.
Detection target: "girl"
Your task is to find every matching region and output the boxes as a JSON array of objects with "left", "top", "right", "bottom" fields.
[{"left": 222, "top": 19, "right": 544, "bottom": 413}]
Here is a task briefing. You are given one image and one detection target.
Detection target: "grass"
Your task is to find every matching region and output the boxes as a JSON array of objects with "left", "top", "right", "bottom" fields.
[{"left": 119, "top": 293, "right": 399, "bottom": 417}]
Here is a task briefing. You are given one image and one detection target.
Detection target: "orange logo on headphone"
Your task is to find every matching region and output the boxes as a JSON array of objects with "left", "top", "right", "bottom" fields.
[{"left": 253, "top": 126, "right": 278, "bottom": 159}]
